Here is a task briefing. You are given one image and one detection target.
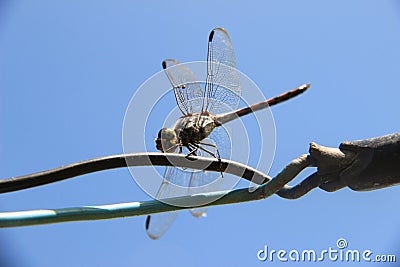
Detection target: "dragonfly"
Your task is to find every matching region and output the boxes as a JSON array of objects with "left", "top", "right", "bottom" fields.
[{"left": 146, "top": 28, "right": 310, "bottom": 239}]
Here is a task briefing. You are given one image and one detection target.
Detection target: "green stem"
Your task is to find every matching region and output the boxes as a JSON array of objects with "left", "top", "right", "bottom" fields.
[{"left": 0, "top": 154, "right": 311, "bottom": 227}]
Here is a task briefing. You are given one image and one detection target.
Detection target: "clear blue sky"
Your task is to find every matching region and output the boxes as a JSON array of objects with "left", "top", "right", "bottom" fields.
[{"left": 1, "top": 1, "right": 400, "bottom": 266}]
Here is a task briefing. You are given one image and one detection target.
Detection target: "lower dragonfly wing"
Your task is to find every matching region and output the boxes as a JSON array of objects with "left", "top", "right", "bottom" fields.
[
  {"left": 188, "top": 169, "right": 208, "bottom": 218},
  {"left": 146, "top": 126, "right": 231, "bottom": 238},
  {"left": 188, "top": 169, "right": 209, "bottom": 218},
  {"left": 145, "top": 158, "right": 194, "bottom": 239},
  {"left": 188, "top": 172, "right": 221, "bottom": 218},
  {"left": 145, "top": 210, "right": 178, "bottom": 240},
  {"left": 188, "top": 139, "right": 224, "bottom": 218}
]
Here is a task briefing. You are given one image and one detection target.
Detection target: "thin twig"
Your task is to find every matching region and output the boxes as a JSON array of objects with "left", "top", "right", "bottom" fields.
[
  {"left": 0, "top": 153, "right": 272, "bottom": 194},
  {"left": 0, "top": 153, "right": 312, "bottom": 227}
]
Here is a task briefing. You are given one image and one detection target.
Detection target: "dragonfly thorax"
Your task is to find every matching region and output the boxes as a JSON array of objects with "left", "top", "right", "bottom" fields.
[{"left": 155, "top": 114, "right": 218, "bottom": 153}]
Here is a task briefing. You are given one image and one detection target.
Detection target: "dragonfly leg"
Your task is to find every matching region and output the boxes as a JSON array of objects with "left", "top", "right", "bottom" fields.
[
  {"left": 197, "top": 142, "right": 221, "bottom": 159},
  {"left": 189, "top": 142, "right": 216, "bottom": 158},
  {"left": 186, "top": 144, "right": 198, "bottom": 157},
  {"left": 194, "top": 142, "right": 224, "bottom": 177},
  {"left": 178, "top": 140, "right": 184, "bottom": 154},
  {"left": 165, "top": 144, "right": 179, "bottom": 153}
]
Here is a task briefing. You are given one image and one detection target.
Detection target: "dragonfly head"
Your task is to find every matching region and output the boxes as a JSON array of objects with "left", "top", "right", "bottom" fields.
[{"left": 155, "top": 128, "right": 178, "bottom": 152}]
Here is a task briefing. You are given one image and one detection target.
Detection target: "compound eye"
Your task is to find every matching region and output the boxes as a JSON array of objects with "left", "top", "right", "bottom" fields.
[
  {"left": 160, "top": 129, "right": 176, "bottom": 140},
  {"left": 157, "top": 128, "right": 166, "bottom": 138},
  {"left": 164, "top": 132, "right": 173, "bottom": 140}
]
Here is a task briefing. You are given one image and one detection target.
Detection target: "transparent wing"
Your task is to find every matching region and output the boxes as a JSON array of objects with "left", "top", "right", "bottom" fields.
[
  {"left": 145, "top": 148, "right": 196, "bottom": 240},
  {"left": 162, "top": 59, "right": 203, "bottom": 115},
  {"left": 188, "top": 124, "right": 231, "bottom": 217},
  {"left": 146, "top": 126, "right": 231, "bottom": 237},
  {"left": 188, "top": 147, "right": 223, "bottom": 218},
  {"left": 203, "top": 28, "right": 241, "bottom": 114},
  {"left": 145, "top": 211, "right": 178, "bottom": 240}
]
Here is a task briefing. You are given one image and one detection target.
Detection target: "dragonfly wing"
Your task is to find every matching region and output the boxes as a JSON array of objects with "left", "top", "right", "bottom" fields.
[
  {"left": 203, "top": 28, "right": 241, "bottom": 114},
  {"left": 145, "top": 155, "right": 195, "bottom": 239},
  {"left": 188, "top": 167, "right": 217, "bottom": 218},
  {"left": 162, "top": 59, "right": 203, "bottom": 115},
  {"left": 145, "top": 212, "right": 178, "bottom": 240},
  {"left": 188, "top": 167, "right": 210, "bottom": 218},
  {"left": 189, "top": 207, "right": 208, "bottom": 218},
  {"left": 187, "top": 139, "right": 225, "bottom": 218}
]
